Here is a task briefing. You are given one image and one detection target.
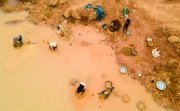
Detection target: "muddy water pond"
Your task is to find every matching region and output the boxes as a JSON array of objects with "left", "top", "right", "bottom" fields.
[{"left": 0, "top": 11, "right": 172, "bottom": 111}]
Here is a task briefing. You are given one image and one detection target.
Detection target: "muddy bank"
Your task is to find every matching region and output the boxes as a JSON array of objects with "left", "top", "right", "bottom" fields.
[
  {"left": 0, "top": 0, "right": 180, "bottom": 110},
  {"left": 0, "top": 11, "right": 173, "bottom": 111}
]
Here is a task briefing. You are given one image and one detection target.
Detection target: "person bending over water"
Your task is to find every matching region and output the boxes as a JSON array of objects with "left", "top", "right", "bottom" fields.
[
  {"left": 13, "top": 35, "right": 23, "bottom": 47},
  {"left": 49, "top": 42, "right": 57, "bottom": 50},
  {"left": 76, "top": 82, "right": 86, "bottom": 95}
]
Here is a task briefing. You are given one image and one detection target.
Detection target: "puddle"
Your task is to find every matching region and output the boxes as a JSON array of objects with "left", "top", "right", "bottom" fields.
[{"left": 0, "top": 12, "right": 172, "bottom": 111}]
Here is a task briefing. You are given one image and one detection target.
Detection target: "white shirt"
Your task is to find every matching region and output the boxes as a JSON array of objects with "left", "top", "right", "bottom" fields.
[
  {"left": 49, "top": 42, "right": 57, "bottom": 47},
  {"left": 80, "top": 82, "right": 86, "bottom": 89}
]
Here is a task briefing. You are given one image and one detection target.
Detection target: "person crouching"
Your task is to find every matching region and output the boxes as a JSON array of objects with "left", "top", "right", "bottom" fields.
[
  {"left": 76, "top": 82, "right": 86, "bottom": 95},
  {"left": 49, "top": 42, "right": 57, "bottom": 50},
  {"left": 13, "top": 35, "right": 23, "bottom": 48}
]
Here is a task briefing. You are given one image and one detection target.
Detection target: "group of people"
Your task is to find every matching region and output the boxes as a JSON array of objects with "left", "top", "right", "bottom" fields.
[
  {"left": 75, "top": 21, "right": 131, "bottom": 97},
  {"left": 12, "top": 35, "right": 58, "bottom": 50},
  {"left": 11, "top": 13, "right": 131, "bottom": 96}
]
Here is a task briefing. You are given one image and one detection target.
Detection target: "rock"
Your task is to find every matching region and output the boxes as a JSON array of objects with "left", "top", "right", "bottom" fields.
[
  {"left": 63, "top": 8, "right": 81, "bottom": 19},
  {"left": 63, "top": 9, "right": 70, "bottom": 18},
  {"left": 71, "top": 11, "right": 81, "bottom": 20},
  {"left": 63, "top": 5, "right": 96, "bottom": 22},
  {"left": 49, "top": 0, "right": 58, "bottom": 6},
  {"left": 168, "top": 36, "right": 180, "bottom": 44}
]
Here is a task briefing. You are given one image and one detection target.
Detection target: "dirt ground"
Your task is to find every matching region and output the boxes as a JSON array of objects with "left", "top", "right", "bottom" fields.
[{"left": 0, "top": 0, "right": 180, "bottom": 110}]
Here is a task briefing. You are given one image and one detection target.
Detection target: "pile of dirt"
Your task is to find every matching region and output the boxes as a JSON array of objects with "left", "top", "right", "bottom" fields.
[
  {"left": 0, "top": 0, "right": 122, "bottom": 26},
  {"left": 121, "top": 47, "right": 138, "bottom": 56}
]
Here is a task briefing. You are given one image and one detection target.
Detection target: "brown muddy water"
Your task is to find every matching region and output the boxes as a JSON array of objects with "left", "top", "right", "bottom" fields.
[{"left": 0, "top": 12, "right": 173, "bottom": 111}]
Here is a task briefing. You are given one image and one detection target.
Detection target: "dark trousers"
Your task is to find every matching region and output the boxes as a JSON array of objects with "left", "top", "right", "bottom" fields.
[{"left": 77, "top": 84, "right": 85, "bottom": 94}]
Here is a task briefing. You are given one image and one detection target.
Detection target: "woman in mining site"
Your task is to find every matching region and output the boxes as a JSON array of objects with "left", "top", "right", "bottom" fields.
[{"left": 76, "top": 82, "right": 86, "bottom": 95}]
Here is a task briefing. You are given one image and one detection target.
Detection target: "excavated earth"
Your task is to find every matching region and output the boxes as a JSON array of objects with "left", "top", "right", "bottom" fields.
[{"left": 0, "top": 0, "right": 180, "bottom": 110}]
